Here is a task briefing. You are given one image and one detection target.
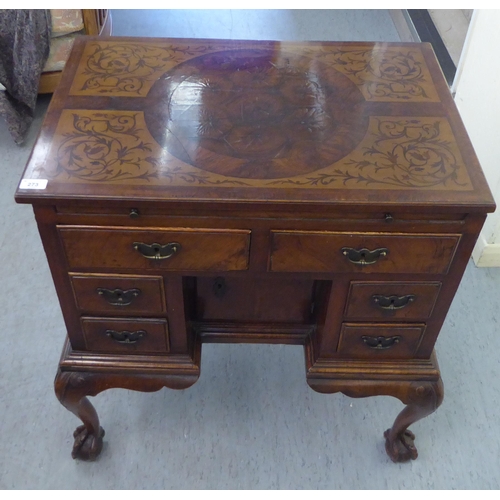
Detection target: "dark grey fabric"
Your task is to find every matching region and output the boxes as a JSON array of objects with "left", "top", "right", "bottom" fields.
[{"left": 0, "top": 9, "right": 51, "bottom": 144}]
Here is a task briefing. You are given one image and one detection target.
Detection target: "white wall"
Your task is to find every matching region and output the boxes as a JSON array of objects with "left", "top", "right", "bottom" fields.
[{"left": 452, "top": 9, "right": 500, "bottom": 266}]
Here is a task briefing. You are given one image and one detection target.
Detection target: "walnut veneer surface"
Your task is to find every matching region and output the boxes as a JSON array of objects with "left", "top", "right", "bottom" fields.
[{"left": 16, "top": 36, "right": 495, "bottom": 463}]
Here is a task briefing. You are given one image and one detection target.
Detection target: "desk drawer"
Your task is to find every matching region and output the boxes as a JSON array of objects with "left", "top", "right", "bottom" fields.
[
  {"left": 344, "top": 281, "right": 441, "bottom": 321},
  {"left": 59, "top": 226, "right": 251, "bottom": 271},
  {"left": 82, "top": 317, "right": 169, "bottom": 354},
  {"left": 270, "top": 231, "right": 460, "bottom": 274},
  {"left": 70, "top": 274, "right": 166, "bottom": 314},
  {"left": 337, "top": 323, "right": 425, "bottom": 359}
]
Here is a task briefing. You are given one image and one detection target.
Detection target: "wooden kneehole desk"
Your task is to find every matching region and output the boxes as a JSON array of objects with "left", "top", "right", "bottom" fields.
[{"left": 16, "top": 36, "right": 495, "bottom": 463}]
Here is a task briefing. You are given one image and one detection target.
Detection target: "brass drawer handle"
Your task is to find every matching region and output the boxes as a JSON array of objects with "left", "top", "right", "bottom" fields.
[
  {"left": 105, "top": 329, "right": 146, "bottom": 344},
  {"left": 341, "top": 247, "right": 388, "bottom": 265},
  {"left": 97, "top": 288, "right": 141, "bottom": 306},
  {"left": 372, "top": 294, "right": 415, "bottom": 310},
  {"left": 362, "top": 335, "right": 401, "bottom": 349},
  {"left": 133, "top": 242, "right": 181, "bottom": 260}
]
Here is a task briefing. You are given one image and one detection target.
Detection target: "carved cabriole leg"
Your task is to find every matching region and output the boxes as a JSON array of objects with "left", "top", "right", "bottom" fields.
[
  {"left": 306, "top": 371, "right": 444, "bottom": 463},
  {"left": 54, "top": 370, "right": 105, "bottom": 461},
  {"left": 384, "top": 379, "right": 444, "bottom": 463},
  {"left": 305, "top": 339, "right": 444, "bottom": 463},
  {"left": 54, "top": 367, "right": 200, "bottom": 461}
]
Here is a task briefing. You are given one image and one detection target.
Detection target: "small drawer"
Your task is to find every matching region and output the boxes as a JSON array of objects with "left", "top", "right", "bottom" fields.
[
  {"left": 337, "top": 323, "right": 425, "bottom": 359},
  {"left": 270, "top": 231, "right": 460, "bottom": 274},
  {"left": 81, "top": 317, "right": 169, "bottom": 354},
  {"left": 344, "top": 281, "right": 441, "bottom": 321},
  {"left": 70, "top": 273, "right": 166, "bottom": 314},
  {"left": 59, "top": 226, "right": 250, "bottom": 271}
]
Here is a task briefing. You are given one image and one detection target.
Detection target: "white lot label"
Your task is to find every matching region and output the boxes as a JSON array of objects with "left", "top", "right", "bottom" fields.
[{"left": 19, "top": 179, "right": 48, "bottom": 190}]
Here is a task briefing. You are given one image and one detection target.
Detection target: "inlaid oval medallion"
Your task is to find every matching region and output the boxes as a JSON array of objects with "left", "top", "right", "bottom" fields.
[{"left": 144, "top": 49, "right": 369, "bottom": 179}]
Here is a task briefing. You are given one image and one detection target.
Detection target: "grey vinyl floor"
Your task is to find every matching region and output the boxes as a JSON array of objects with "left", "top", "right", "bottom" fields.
[{"left": 1, "top": 9, "right": 499, "bottom": 490}]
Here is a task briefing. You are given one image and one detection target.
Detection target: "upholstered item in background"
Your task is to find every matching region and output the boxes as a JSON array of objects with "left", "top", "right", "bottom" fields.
[
  {"left": 43, "top": 10, "right": 85, "bottom": 73},
  {"left": 39, "top": 10, "right": 112, "bottom": 94},
  {"left": 50, "top": 9, "right": 84, "bottom": 36}
]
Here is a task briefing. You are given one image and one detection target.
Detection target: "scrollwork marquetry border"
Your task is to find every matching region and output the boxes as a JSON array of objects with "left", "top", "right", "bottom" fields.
[
  {"left": 45, "top": 111, "right": 473, "bottom": 192},
  {"left": 305, "top": 45, "right": 440, "bottom": 102},
  {"left": 70, "top": 41, "right": 440, "bottom": 102},
  {"left": 46, "top": 110, "right": 250, "bottom": 186},
  {"left": 52, "top": 112, "right": 159, "bottom": 182},
  {"left": 267, "top": 117, "right": 473, "bottom": 190},
  {"left": 70, "top": 41, "right": 272, "bottom": 97}
]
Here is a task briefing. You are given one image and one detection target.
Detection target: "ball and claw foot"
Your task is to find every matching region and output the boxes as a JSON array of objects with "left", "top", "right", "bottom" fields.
[
  {"left": 71, "top": 425, "right": 105, "bottom": 461},
  {"left": 384, "top": 428, "right": 418, "bottom": 463}
]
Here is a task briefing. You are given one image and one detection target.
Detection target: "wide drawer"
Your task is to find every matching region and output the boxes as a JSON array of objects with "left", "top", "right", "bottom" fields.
[
  {"left": 337, "top": 323, "right": 426, "bottom": 359},
  {"left": 59, "top": 226, "right": 251, "bottom": 271},
  {"left": 81, "top": 317, "right": 169, "bottom": 354},
  {"left": 270, "top": 231, "right": 460, "bottom": 274},
  {"left": 344, "top": 281, "right": 441, "bottom": 321},
  {"left": 70, "top": 273, "right": 166, "bottom": 314}
]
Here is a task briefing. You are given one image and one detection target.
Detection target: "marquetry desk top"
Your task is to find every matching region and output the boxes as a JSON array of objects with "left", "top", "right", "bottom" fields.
[{"left": 17, "top": 37, "right": 494, "bottom": 212}]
